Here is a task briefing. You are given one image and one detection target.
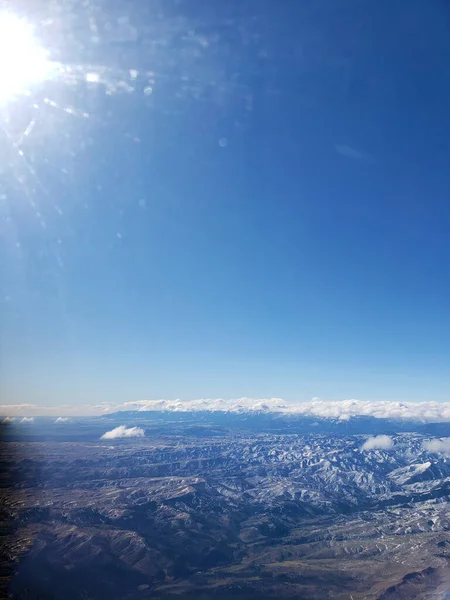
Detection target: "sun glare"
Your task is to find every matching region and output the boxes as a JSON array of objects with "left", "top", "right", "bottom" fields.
[{"left": 0, "top": 12, "right": 52, "bottom": 103}]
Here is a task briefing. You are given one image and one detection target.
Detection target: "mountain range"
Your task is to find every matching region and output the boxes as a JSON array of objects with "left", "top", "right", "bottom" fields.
[{"left": 1, "top": 412, "right": 450, "bottom": 599}]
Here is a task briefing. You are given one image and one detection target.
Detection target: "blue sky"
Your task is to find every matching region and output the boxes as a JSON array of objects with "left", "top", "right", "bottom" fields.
[{"left": 2, "top": 0, "right": 450, "bottom": 409}]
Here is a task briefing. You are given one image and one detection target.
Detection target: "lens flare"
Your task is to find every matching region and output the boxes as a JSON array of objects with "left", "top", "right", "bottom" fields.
[{"left": 0, "top": 12, "right": 53, "bottom": 103}]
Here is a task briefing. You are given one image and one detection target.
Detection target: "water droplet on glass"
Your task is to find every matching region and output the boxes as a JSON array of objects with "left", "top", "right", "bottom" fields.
[
  {"left": 219, "top": 137, "right": 228, "bottom": 147},
  {"left": 144, "top": 86, "right": 153, "bottom": 96}
]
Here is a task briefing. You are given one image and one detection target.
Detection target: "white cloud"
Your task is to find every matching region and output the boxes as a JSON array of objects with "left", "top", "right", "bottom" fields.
[
  {"left": 1, "top": 416, "right": 16, "bottom": 423},
  {"left": 0, "top": 403, "right": 36, "bottom": 416},
  {"left": 423, "top": 438, "right": 450, "bottom": 455},
  {"left": 20, "top": 417, "right": 34, "bottom": 423},
  {"left": 335, "top": 144, "right": 375, "bottom": 164},
  {"left": 122, "top": 398, "right": 450, "bottom": 423},
  {"left": 285, "top": 398, "right": 450, "bottom": 423},
  {"left": 54, "top": 417, "right": 70, "bottom": 423},
  {"left": 361, "top": 435, "right": 394, "bottom": 451},
  {"left": 91, "top": 402, "right": 116, "bottom": 413},
  {"left": 3, "top": 397, "right": 450, "bottom": 422},
  {"left": 0, "top": 403, "right": 113, "bottom": 417},
  {"left": 0, "top": 403, "right": 36, "bottom": 409},
  {"left": 124, "top": 397, "right": 287, "bottom": 413},
  {"left": 100, "top": 425, "right": 144, "bottom": 440},
  {"left": 335, "top": 144, "right": 365, "bottom": 160}
]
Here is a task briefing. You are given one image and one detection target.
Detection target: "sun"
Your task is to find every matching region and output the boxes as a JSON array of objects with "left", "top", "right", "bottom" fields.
[{"left": 0, "top": 12, "right": 53, "bottom": 103}]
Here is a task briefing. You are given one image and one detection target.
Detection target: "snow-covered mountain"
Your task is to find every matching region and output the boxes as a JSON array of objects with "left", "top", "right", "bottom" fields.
[{"left": 3, "top": 428, "right": 450, "bottom": 599}]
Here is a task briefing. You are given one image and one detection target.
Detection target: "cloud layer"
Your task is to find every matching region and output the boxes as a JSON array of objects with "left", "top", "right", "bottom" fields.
[
  {"left": 124, "top": 397, "right": 287, "bottom": 414},
  {"left": 3, "top": 398, "right": 450, "bottom": 422},
  {"left": 361, "top": 435, "right": 394, "bottom": 451},
  {"left": 123, "top": 398, "right": 450, "bottom": 423},
  {"left": 100, "top": 425, "right": 144, "bottom": 440},
  {"left": 423, "top": 438, "right": 450, "bottom": 454},
  {"left": 1, "top": 404, "right": 36, "bottom": 410}
]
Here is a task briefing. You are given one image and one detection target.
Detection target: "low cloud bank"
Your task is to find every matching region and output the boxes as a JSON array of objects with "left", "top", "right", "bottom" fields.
[
  {"left": 101, "top": 425, "right": 144, "bottom": 440},
  {"left": 124, "top": 397, "right": 286, "bottom": 413},
  {"left": 361, "top": 435, "right": 394, "bottom": 451},
  {"left": 123, "top": 398, "right": 450, "bottom": 423},
  {"left": 0, "top": 403, "right": 108, "bottom": 417},
  {"left": 1, "top": 404, "right": 36, "bottom": 410},
  {"left": 423, "top": 438, "right": 450, "bottom": 454},
  {"left": 3, "top": 398, "right": 450, "bottom": 422}
]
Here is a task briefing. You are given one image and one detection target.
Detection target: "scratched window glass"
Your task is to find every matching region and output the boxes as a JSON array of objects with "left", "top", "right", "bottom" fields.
[{"left": 2, "top": 2, "right": 450, "bottom": 600}]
